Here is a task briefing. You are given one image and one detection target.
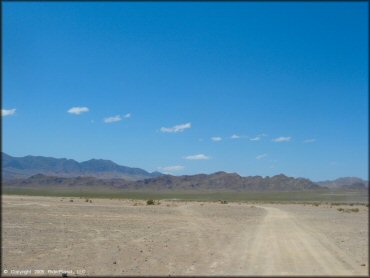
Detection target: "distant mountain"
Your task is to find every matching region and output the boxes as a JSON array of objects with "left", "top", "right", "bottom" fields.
[
  {"left": 3, "top": 172, "right": 324, "bottom": 192},
  {"left": 133, "top": 172, "right": 322, "bottom": 191},
  {"left": 316, "top": 177, "right": 368, "bottom": 190},
  {"left": 2, "top": 153, "right": 162, "bottom": 181}
]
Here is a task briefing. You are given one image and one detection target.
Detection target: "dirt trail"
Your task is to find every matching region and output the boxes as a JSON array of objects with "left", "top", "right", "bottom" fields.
[
  {"left": 234, "top": 206, "right": 364, "bottom": 275},
  {"left": 175, "top": 204, "right": 366, "bottom": 276}
]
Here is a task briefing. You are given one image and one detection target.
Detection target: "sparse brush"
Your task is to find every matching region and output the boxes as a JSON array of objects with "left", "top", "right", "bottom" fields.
[
  {"left": 338, "top": 207, "right": 359, "bottom": 213},
  {"left": 69, "top": 199, "right": 73, "bottom": 202},
  {"left": 147, "top": 199, "right": 155, "bottom": 205},
  {"left": 220, "top": 200, "right": 228, "bottom": 204}
]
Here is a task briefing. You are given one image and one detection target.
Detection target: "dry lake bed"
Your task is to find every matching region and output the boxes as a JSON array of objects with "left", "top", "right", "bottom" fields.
[{"left": 2, "top": 195, "right": 368, "bottom": 276}]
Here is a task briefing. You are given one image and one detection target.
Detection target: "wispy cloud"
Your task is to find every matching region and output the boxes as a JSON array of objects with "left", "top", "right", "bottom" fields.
[
  {"left": 160, "top": 122, "right": 191, "bottom": 133},
  {"left": 104, "top": 115, "right": 122, "bottom": 123},
  {"left": 256, "top": 153, "right": 268, "bottom": 160},
  {"left": 184, "top": 154, "right": 210, "bottom": 160},
  {"left": 158, "top": 165, "right": 184, "bottom": 172},
  {"left": 249, "top": 136, "right": 261, "bottom": 141},
  {"left": 2, "top": 108, "right": 16, "bottom": 117},
  {"left": 211, "top": 136, "right": 222, "bottom": 142},
  {"left": 249, "top": 133, "right": 267, "bottom": 141},
  {"left": 272, "top": 136, "right": 291, "bottom": 142},
  {"left": 67, "top": 107, "right": 89, "bottom": 115},
  {"left": 230, "top": 134, "right": 240, "bottom": 139},
  {"left": 303, "top": 138, "right": 316, "bottom": 143},
  {"left": 124, "top": 113, "right": 131, "bottom": 119}
]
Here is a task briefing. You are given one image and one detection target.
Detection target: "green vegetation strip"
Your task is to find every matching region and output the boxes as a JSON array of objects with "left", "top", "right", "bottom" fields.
[{"left": 2, "top": 186, "right": 368, "bottom": 204}]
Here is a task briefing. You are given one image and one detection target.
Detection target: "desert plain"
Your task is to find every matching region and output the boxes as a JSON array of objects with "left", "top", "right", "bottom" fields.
[{"left": 2, "top": 195, "right": 369, "bottom": 276}]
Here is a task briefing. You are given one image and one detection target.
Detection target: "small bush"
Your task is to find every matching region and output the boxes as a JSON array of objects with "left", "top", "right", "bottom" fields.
[
  {"left": 338, "top": 207, "right": 359, "bottom": 213},
  {"left": 85, "top": 199, "right": 89, "bottom": 202},
  {"left": 69, "top": 199, "right": 73, "bottom": 202},
  {"left": 220, "top": 200, "right": 228, "bottom": 204},
  {"left": 147, "top": 199, "right": 155, "bottom": 205}
]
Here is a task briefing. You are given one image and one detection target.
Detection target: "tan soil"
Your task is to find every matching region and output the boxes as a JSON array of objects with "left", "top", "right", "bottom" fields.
[{"left": 2, "top": 195, "right": 368, "bottom": 276}]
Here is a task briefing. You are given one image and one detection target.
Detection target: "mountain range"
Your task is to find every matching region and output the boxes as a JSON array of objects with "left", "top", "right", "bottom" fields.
[
  {"left": 2, "top": 153, "right": 368, "bottom": 191},
  {"left": 2, "top": 153, "right": 161, "bottom": 181},
  {"left": 4, "top": 172, "right": 322, "bottom": 192},
  {"left": 316, "top": 177, "right": 368, "bottom": 190}
]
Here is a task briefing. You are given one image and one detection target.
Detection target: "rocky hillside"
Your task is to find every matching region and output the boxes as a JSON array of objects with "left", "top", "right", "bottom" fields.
[{"left": 4, "top": 172, "right": 324, "bottom": 192}]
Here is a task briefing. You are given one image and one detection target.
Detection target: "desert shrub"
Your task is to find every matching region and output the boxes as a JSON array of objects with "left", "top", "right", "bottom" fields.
[
  {"left": 220, "top": 200, "right": 228, "bottom": 204},
  {"left": 89, "top": 200, "right": 92, "bottom": 203},
  {"left": 147, "top": 199, "right": 155, "bottom": 205},
  {"left": 312, "top": 202, "right": 320, "bottom": 207},
  {"left": 69, "top": 199, "right": 73, "bottom": 202},
  {"left": 85, "top": 199, "right": 89, "bottom": 202},
  {"left": 338, "top": 207, "right": 359, "bottom": 213}
]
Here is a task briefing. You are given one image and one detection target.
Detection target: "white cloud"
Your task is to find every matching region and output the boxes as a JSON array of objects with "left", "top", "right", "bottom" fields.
[
  {"left": 256, "top": 153, "right": 268, "bottom": 160},
  {"left": 272, "top": 136, "right": 291, "bottom": 142},
  {"left": 124, "top": 113, "right": 131, "bottom": 119},
  {"left": 249, "top": 136, "right": 261, "bottom": 141},
  {"left": 231, "top": 134, "right": 240, "bottom": 139},
  {"left": 160, "top": 122, "right": 191, "bottom": 133},
  {"left": 184, "top": 154, "right": 210, "bottom": 160},
  {"left": 211, "top": 136, "right": 222, "bottom": 142},
  {"left": 303, "top": 138, "right": 316, "bottom": 143},
  {"left": 67, "top": 107, "right": 89, "bottom": 115},
  {"left": 104, "top": 115, "right": 122, "bottom": 123},
  {"left": 158, "top": 165, "right": 184, "bottom": 172},
  {"left": 249, "top": 133, "right": 267, "bottom": 141},
  {"left": 2, "top": 108, "right": 16, "bottom": 117}
]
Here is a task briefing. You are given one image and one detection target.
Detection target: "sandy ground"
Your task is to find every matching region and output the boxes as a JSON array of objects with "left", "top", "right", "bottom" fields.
[{"left": 2, "top": 195, "right": 368, "bottom": 276}]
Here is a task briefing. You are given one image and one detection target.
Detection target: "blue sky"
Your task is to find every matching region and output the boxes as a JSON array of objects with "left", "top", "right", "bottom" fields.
[{"left": 2, "top": 2, "right": 368, "bottom": 181}]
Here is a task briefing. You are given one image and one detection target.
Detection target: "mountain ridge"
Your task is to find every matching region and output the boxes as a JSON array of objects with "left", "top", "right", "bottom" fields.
[
  {"left": 2, "top": 153, "right": 367, "bottom": 191},
  {"left": 316, "top": 177, "right": 368, "bottom": 190},
  {"left": 2, "top": 152, "right": 161, "bottom": 181},
  {"left": 4, "top": 172, "right": 326, "bottom": 192}
]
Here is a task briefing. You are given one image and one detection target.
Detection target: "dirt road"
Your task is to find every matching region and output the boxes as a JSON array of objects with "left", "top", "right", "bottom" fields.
[
  {"left": 241, "top": 206, "right": 365, "bottom": 275},
  {"left": 2, "top": 196, "right": 368, "bottom": 276}
]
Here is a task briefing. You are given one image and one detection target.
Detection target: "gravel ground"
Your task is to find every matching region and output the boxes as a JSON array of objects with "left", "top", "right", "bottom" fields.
[{"left": 2, "top": 195, "right": 368, "bottom": 276}]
